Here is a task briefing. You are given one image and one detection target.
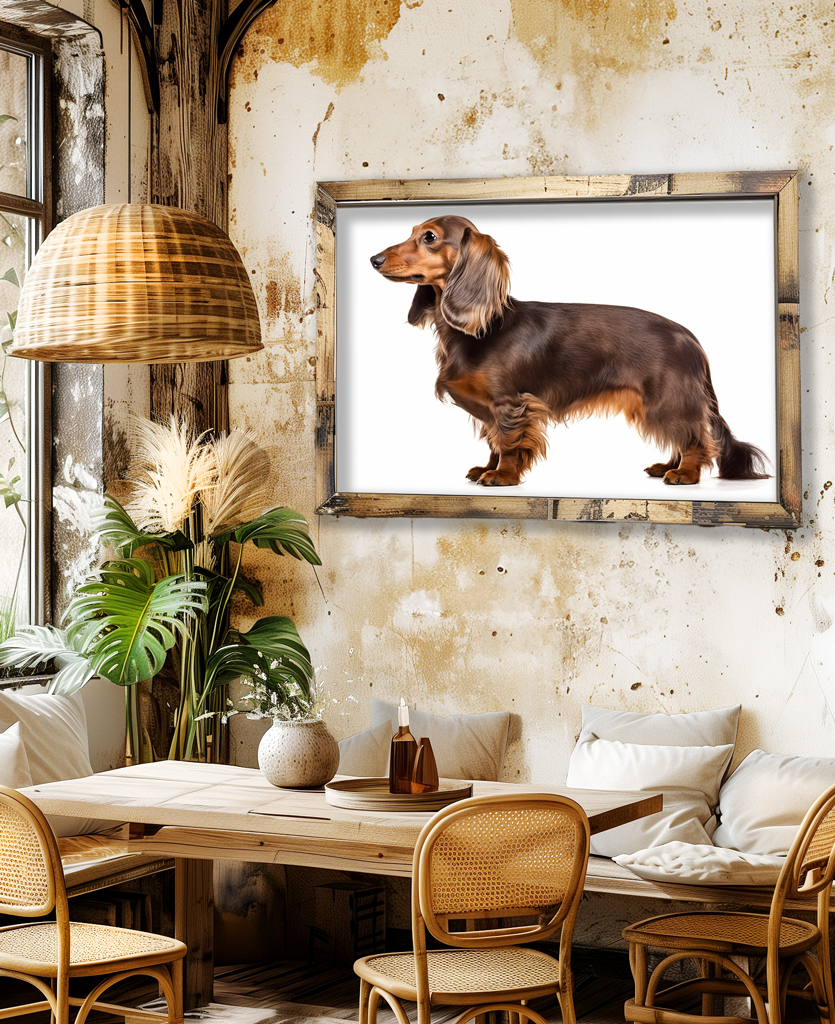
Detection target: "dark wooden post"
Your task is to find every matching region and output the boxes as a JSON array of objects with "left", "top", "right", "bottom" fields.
[
  {"left": 151, "top": 0, "right": 229, "bottom": 437},
  {"left": 150, "top": 0, "right": 230, "bottom": 1006}
]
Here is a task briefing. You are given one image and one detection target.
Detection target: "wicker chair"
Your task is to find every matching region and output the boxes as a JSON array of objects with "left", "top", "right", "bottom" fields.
[
  {"left": 354, "top": 792, "right": 591, "bottom": 1024},
  {"left": 622, "top": 782, "right": 835, "bottom": 1024},
  {"left": 0, "top": 784, "right": 185, "bottom": 1024}
]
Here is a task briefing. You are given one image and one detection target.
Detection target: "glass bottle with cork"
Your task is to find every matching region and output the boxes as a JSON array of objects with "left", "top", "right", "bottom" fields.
[{"left": 389, "top": 698, "right": 418, "bottom": 794}]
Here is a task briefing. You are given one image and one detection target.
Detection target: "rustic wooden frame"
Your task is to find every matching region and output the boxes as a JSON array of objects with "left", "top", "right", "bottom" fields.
[
  {"left": 314, "top": 172, "right": 800, "bottom": 528},
  {"left": 0, "top": 20, "right": 53, "bottom": 623}
]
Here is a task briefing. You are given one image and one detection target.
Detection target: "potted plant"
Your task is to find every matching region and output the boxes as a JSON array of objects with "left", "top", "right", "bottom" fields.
[
  {"left": 236, "top": 674, "right": 339, "bottom": 788},
  {"left": 0, "top": 416, "right": 322, "bottom": 764}
]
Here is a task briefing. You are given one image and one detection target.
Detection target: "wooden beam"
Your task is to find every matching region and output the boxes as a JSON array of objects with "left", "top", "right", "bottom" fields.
[
  {"left": 107, "top": 0, "right": 160, "bottom": 112},
  {"left": 148, "top": 5, "right": 230, "bottom": 1003},
  {"left": 216, "top": 0, "right": 274, "bottom": 122},
  {"left": 175, "top": 858, "right": 214, "bottom": 1010},
  {"left": 150, "top": 0, "right": 229, "bottom": 437}
]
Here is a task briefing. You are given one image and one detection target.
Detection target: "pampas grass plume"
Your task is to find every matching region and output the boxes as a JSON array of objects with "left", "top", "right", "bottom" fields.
[
  {"left": 126, "top": 417, "right": 215, "bottom": 535},
  {"left": 202, "top": 429, "right": 271, "bottom": 535}
]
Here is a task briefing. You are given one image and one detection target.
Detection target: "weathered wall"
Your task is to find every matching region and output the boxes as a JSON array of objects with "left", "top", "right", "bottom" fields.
[{"left": 227, "top": 0, "right": 833, "bottom": 780}]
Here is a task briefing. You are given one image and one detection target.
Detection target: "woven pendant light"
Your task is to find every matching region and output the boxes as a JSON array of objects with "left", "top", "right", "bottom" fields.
[{"left": 10, "top": 204, "right": 263, "bottom": 363}]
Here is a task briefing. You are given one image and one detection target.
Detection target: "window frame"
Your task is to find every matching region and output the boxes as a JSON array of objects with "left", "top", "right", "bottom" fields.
[{"left": 0, "top": 20, "right": 53, "bottom": 626}]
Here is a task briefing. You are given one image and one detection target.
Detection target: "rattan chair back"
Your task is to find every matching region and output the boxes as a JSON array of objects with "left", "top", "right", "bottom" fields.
[
  {"left": 414, "top": 792, "right": 590, "bottom": 949},
  {"left": 0, "top": 784, "right": 64, "bottom": 918},
  {"left": 777, "top": 783, "right": 835, "bottom": 902}
]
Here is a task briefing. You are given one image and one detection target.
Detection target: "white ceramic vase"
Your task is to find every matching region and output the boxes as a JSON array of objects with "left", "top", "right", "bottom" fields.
[{"left": 257, "top": 718, "right": 340, "bottom": 788}]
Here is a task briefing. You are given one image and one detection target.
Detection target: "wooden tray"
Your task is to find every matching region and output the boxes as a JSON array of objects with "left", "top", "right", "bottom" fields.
[{"left": 325, "top": 777, "right": 472, "bottom": 812}]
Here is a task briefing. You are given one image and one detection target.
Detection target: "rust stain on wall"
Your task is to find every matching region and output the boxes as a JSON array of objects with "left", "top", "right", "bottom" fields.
[
  {"left": 510, "top": 0, "right": 678, "bottom": 74},
  {"left": 234, "top": 0, "right": 403, "bottom": 89},
  {"left": 265, "top": 250, "right": 303, "bottom": 321}
]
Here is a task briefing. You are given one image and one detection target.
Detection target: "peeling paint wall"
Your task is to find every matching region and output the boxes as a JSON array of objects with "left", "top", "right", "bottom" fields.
[{"left": 228, "top": 0, "right": 834, "bottom": 780}]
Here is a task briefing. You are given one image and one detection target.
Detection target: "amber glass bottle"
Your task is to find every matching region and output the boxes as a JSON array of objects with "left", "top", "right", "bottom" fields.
[{"left": 389, "top": 699, "right": 418, "bottom": 794}]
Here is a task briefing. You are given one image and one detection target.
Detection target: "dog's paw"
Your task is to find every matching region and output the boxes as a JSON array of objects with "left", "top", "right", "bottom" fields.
[
  {"left": 466, "top": 466, "right": 489, "bottom": 481},
  {"left": 663, "top": 468, "right": 700, "bottom": 485},
  {"left": 645, "top": 462, "right": 673, "bottom": 478},
  {"left": 478, "top": 470, "right": 522, "bottom": 486}
]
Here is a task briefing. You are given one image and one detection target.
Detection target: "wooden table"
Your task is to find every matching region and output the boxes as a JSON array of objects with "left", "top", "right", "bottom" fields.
[{"left": 23, "top": 761, "right": 662, "bottom": 1008}]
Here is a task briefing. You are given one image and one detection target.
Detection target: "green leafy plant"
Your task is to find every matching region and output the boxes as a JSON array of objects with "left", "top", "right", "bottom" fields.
[
  {"left": 234, "top": 671, "right": 322, "bottom": 723},
  {"left": 0, "top": 417, "right": 321, "bottom": 762},
  {"left": 0, "top": 597, "right": 19, "bottom": 647},
  {"left": 0, "top": 112, "right": 28, "bottom": 647}
]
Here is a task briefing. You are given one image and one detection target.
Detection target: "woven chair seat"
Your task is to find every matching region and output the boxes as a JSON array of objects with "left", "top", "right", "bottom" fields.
[
  {"left": 358, "top": 945, "right": 561, "bottom": 999},
  {"left": 623, "top": 911, "right": 819, "bottom": 958},
  {"left": 0, "top": 921, "right": 186, "bottom": 975}
]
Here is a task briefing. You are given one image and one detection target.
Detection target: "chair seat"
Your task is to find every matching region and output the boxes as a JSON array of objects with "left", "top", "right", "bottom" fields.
[
  {"left": 623, "top": 911, "right": 820, "bottom": 958},
  {"left": 356, "top": 946, "right": 562, "bottom": 1002},
  {"left": 0, "top": 921, "right": 187, "bottom": 977}
]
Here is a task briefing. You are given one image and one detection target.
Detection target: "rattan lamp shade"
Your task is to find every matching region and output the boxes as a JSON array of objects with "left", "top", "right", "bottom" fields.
[{"left": 10, "top": 204, "right": 263, "bottom": 363}]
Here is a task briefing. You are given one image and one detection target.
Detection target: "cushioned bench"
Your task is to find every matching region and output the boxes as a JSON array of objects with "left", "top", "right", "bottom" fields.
[
  {"left": 0, "top": 688, "right": 174, "bottom": 901},
  {"left": 343, "top": 698, "right": 835, "bottom": 943},
  {"left": 583, "top": 854, "right": 815, "bottom": 911}
]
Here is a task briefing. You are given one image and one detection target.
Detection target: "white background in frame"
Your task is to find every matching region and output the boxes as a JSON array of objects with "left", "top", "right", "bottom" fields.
[{"left": 335, "top": 198, "right": 778, "bottom": 503}]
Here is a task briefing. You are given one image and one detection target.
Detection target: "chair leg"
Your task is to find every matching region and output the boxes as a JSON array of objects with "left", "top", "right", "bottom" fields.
[
  {"left": 819, "top": 891, "right": 835, "bottom": 1024},
  {"left": 701, "top": 957, "right": 717, "bottom": 1017},
  {"left": 416, "top": 990, "right": 432, "bottom": 1024},
  {"left": 628, "top": 942, "right": 648, "bottom": 1007},
  {"left": 170, "top": 958, "right": 184, "bottom": 1024},
  {"left": 558, "top": 966, "right": 577, "bottom": 1024},
  {"left": 796, "top": 952, "right": 832, "bottom": 1024},
  {"left": 359, "top": 979, "right": 373, "bottom": 1024},
  {"left": 54, "top": 972, "right": 70, "bottom": 1024}
]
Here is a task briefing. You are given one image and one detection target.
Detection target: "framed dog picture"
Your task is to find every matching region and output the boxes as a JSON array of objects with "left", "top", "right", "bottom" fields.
[{"left": 314, "top": 172, "right": 799, "bottom": 527}]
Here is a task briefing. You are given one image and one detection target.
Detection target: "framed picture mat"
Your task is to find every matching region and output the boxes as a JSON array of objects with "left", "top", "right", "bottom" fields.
[{"left": 314, "top": 172, "right": 799, "bottom": 528}]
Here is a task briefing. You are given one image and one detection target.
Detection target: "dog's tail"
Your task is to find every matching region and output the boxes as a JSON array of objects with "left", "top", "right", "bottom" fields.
[{"left": 704, "top": 373, "right": 771, "bottom": 480}]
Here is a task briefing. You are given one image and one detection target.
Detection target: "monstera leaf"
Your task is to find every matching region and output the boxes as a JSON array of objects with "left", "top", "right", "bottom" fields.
[
  {"left": 214, "top": 507, "right": 321, "bottom": 564},
  {"left": 65, "top": 558, "right": 208, "bottom": 685},
  {"left": 92, "top": 495, "right": 191, "bottom": 558},
  {"left": 204, "top": 615, "right": 313, "bottom": 696}
]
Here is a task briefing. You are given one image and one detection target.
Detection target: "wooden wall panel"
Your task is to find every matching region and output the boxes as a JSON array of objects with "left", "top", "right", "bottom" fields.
[{"left": 150, "top": 0, "right": 229, "bottom": 437}]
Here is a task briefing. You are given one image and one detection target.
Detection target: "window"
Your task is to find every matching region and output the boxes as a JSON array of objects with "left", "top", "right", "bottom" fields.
[{"left": 0, "top": 24, "right": 51, "bottom": 634}]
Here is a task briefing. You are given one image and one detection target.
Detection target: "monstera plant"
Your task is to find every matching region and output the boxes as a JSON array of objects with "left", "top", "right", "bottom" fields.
[{"left": 0, "top": 418, "right": 321, "bottom": 762}]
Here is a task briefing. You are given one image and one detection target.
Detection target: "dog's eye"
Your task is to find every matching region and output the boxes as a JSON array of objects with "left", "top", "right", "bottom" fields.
[{"left": 422, "top": 231, "right": 438, "bottom": 243}]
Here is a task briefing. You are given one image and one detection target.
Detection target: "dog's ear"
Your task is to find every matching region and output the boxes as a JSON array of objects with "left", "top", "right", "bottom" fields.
[
  {"left": 440, "top": 227, "right": 510, "bottom": 337},
  {"left": 407, "top": 285, "right": 436, "bottom": 328}
]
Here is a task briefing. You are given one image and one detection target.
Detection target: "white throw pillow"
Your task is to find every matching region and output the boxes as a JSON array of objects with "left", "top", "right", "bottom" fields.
[
  {"left": 0, "top": 691, "right": 118, "bottom": 837},
  {"left": 713, "top": 749, "right": 835, "bottom": 855},
  {"left": 568, "top": 704, "right": 740, "bottom": 858},
  {"left": 579, "top": 703, "right": 741, "bottom": 751},
  {"left": 614, "top": 842, "right": 785, "bottom": 886},
  {"left": 0, "top": 722, "right": 33, "bottom": 789},
  {"left": 370, "top": 698, "right": 510, "bottom": 781},
  {"left": 567, "top": 735, "right": 734, "bottom": 857},
  {"left": 0, "top": 690, "right": 94, "bottom": 784},
  {"left": 338, "top": 721, "right": 391, "bottom": 777}
]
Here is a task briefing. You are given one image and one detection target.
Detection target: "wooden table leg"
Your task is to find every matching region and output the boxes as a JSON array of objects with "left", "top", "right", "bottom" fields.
[{"left": 175, "top": 857, "right": 214, "bottom": 1009}]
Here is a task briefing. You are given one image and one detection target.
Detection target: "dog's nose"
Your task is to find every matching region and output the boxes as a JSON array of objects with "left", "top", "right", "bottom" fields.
[{"left": 370, "top": 253, "right": 386, "bottom": 269}]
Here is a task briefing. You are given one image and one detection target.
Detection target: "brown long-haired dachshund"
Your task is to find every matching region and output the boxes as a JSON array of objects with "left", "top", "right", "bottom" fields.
[{"left": 370, "top": 215, "right": 770, "bottom": 487}]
